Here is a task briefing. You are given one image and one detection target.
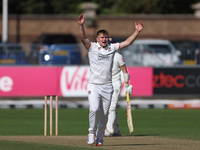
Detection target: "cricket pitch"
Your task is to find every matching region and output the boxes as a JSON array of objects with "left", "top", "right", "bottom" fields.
[{"left": 0, "top": 135, "right": 200, "bottom": 150}]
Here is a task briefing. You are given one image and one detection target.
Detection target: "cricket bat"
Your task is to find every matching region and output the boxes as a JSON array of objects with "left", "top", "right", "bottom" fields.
[{"left": 127, "top": 92, "right": 134, "bottom": 133}]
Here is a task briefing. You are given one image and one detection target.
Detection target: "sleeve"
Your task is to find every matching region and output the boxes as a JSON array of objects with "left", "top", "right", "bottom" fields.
[
  {"left": 117, "top": 53, "right": 125, "bottom": 67},
  {"left": 88, "top": 42, "right": 94, "bottom": 51},
  {"left": 112, "top": 43, "right": 120, "bottom": 51}
]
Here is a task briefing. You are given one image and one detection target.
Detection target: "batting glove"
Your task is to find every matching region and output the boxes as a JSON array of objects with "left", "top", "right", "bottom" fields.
[{"left": 125, "top": 84, "right": 133, "bottom": 95}]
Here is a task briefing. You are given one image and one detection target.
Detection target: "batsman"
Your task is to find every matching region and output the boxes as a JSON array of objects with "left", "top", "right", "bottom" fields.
[
  {"left": 105, "top": 52, "right": 133, "bottom": 136},
  {"left": 105, "top": 38, "right": 133, "bottom": 137},
  {"left": 78, "top": 14, "right": 143, "bottom": 146}
]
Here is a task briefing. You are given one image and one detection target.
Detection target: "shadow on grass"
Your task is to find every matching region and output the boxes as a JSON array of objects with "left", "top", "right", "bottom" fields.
[
  {"left": 107, "top": 143, "right": 160, "bottom": 147},
  {"left": 122, "top": 134, "right": 160, "bottom": 137},
  {"left": 105, "top": 134, "right": 161, "bottom": 147}
]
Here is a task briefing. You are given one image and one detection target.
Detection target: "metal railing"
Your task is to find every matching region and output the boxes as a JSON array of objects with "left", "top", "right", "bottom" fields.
[
  {"left": 1, "top": 43, "right": 200, "bottom": 66},
  {"left": 0, "top": 43, "right": 83, "bottom": 65}
]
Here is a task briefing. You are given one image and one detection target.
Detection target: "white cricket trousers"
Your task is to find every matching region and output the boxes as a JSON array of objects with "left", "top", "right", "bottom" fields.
[{"left": 87, "top": 83, "right": 113, "bottom": 141}]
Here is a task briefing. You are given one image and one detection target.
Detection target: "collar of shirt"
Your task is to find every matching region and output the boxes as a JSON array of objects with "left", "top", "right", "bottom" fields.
[{"left": 96, "top": 42, "right": 111, "bottom": 50}]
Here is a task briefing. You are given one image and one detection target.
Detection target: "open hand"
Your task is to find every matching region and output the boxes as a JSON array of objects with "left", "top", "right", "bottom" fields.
[
  {"left": 135, "top": 21, "right": 144, "bottom": 32},
  {"left": 78, "top": 14, "right": 85, "bottom": 25}
]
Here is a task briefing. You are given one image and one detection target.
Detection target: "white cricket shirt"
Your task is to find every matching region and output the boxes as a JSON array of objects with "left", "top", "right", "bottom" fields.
[
  {"left": 88, "top": 42, "right": 120, "bottom": 84},
  {"left": 112, "top": 52, "right": 125, "bottom": 82}
]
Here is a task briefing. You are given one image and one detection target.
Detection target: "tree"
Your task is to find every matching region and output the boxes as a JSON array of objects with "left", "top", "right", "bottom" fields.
[{"left": 1, "top": 0, "right": 199, "bottom": 15}]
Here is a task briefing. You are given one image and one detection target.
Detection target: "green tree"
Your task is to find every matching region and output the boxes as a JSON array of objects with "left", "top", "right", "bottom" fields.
[
  {"left": 1, "top": 0, "right": 200, "bottom": 15},
  {"left": 111, "top": 0, "right": 200, "bottom": 14}
]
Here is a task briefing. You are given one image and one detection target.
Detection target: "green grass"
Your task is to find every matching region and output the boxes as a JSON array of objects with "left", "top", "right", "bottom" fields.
[
  {"left": 0, "top": 109, "right": 89, "bottom": 135},
  {"left": 126, "top": 109, "right": 200, "bottom": 140},
  {"left": 0, "top": 108, "right": 200, "bottom": 139},
  {"left": 0, "top": 108, "right": 200, "bottom": 149}
]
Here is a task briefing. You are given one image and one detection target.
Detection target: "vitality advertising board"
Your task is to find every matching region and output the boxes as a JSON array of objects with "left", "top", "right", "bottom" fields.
[
  {"left": 0, "top": 66, "right": 153, "bottom": 97},
  {"left": 154, "top": 67, "right": 200, "bottom": 94},
  {"left": 60, "top": 66, "right": 153, "bottom": 97},
  {"left": 0, "top": 66, "right": 62, "bottom": 96}
]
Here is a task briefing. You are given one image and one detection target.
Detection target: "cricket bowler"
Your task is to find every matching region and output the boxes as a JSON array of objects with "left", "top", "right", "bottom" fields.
[{"left": 78, "top": 14, "right": 143, "bottom": 146}]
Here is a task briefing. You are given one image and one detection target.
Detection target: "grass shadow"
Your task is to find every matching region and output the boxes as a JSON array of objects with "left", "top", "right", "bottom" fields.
[
  {"left": 122, "top": 134, "right": 160, "bottom": 137},
  {"left": 107, "top": 143, "right": 160, "bottom": 147}
]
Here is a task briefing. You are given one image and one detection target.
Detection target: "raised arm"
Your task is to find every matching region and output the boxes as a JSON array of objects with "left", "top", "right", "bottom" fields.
[
  {"left": 78, "top": 14, "right": 91, "bottom": 49},
  {"left": 119, "top": 21, "right": 144, "bottom": 50}
]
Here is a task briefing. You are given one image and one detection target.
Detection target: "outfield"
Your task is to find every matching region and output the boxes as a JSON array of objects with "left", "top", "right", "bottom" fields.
[{"left": 0, "top": 108, "right": 200, "bottom": 150}]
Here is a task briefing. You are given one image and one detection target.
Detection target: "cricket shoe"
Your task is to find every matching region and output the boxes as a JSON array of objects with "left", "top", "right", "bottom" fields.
[
  {"left": 96, "top": 142, "right": 103, "bottom": 146},
  {"left": 96, "top": 138, "right": 103, "bottom": 146},
  {"left": 87, "top": 133, "right": 95, "bottom": 145},
  {"left": 96, "top": 139, "right": 103, "bottom": 146}
]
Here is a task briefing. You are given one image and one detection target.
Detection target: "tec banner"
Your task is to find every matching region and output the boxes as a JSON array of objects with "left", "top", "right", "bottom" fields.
[{"left": 154, "top": 67, "right": 200, "bottom": 94}]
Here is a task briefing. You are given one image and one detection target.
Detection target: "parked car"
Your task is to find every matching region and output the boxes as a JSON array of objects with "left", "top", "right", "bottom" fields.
[
  {"left": 171, "top": 40, "right": 200, "bottom": 65},
  {"left": 119, "top": 39, "right": 181, "bottom": 67},
  {"left": 30, "top": 33, "right": 82, "bottom": 65},
  {"left": 0, "top": 43, "right": 28, "bottom": 65}
]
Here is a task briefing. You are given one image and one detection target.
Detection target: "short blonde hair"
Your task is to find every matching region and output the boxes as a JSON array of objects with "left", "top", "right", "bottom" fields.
[{"left": 96, "top": 30, "right": 109, "bottom": 37}]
